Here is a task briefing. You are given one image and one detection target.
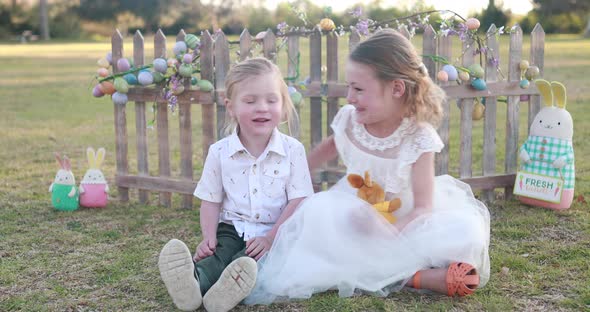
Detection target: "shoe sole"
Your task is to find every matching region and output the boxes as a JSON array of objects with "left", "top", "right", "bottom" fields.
[
  {"left": 158, "top": 239, "right": 202, "bottom": 311},
  {"left": 203, "top": 257, "right": 257, "bottom": 312}
]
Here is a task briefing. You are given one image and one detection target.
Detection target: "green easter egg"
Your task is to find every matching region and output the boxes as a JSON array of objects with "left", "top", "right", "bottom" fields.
[
  {"left": 184, "top": 34, "right": 200, "bottom": 50},
  {"left": 290, "top": 91, "right": 303, "bottom": 106},
  {"left": 152, "top": 72, "right": 165, "bottom": 83},
  {"left": 191, "top": 77, "right": 198, "bottom": 85},
  {"left": 197, "top": 79, "right": 214, "bottom": 92},
  {"left": 525, "top": 66, "right": 539, "bottom": 80},
  {"left": 179, "top": 64, "right": 193, "bottom": 77},
  {"left": 468, "top": 64, "right": 484, "bottom": 79},
  {"left": 114, "top": 77, "right": 129, "bottom": 93}
]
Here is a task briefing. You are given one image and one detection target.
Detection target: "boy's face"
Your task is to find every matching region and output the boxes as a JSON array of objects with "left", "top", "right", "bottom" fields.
[{"left": 226, "top": 72, "right": 283, "bottom": 141}]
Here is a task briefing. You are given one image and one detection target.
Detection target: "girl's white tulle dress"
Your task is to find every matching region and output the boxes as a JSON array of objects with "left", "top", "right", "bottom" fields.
[{"left": 245, "top": 105, "right": 490, "bottom": 304}]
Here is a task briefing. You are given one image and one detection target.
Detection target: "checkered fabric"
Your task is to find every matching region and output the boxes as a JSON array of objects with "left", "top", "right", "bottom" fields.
[{"left": 520, "top": 135, "right": 575, "bottom": 188}]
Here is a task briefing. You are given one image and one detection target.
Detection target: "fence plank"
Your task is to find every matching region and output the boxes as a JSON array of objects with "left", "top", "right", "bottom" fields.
[
  {"left": 529, "top": 24, "right": 545, "bottom": 130},
  {"left": 436, "top": 34, "right": 452, "bottom": 175},
  {"left": 349, "top": 29, "right": 360, "bottom": 51},
  {"left": 133, "top": 30, "right": 149, "bottom": 204},
  {"left": 505, "top": 25, "right": 523, "bottom": 199},
  {"left": 177, "top": 30, "right": 193, "bottom": 209},
  {"left": 111, "top": 29, "right": 129, "bottom": 202},
  {"left": 201, "top": 30, "right": 215, "bottom": 161},
  {"left": 239, "top": 28, "right": 252, "bottom": 61},
  {"left": 482, "top": 24, "right": 499, "bottom": 202},
  {"left": 309, "top": 29, "right": 322, "bottom": 149},
  {"left": 154, "top": 29, "right": 171, "bottom": 207},
  {"left": 262, "top": 28, "right": 277, "bottom": 63},
  {"left": 422, "top": 25, "right": 437, "bottom": 81},
  {"left": 287, "top": 35, "right": 301, "bottom": 138},
  {"left": 398, "top": 25, "right": 410, "bottom": 40},
  {"left": 215, "top": 31, "right": 231, "bottom": 138},
  {"left": 459, "top": 37, "right": 475, "bottom": 178},
  {"left": 326, "top": 32, "right": 339, "bottom": 168}
]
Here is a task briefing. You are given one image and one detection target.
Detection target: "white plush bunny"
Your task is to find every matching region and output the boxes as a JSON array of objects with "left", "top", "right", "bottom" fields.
[
  {"left": 79, "top": 147, "right": 109, "bottom": 208},
  {"left": 518, "top": 80, "right": 575, "bottom": 210},
  {"left": 50, "top": 153, "right": 79, "bottom": 211}
]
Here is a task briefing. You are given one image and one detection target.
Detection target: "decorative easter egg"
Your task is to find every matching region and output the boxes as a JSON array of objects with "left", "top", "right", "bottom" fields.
[
  {"left": 184, "top": 34, "right": 200, "bottom": 49},
  {"left": 183, "top": 53, "right": 193, "bottom": 64},
  {"left": 290, "top": 91, "right": 303, "bottom": 106},
  {"left": 197, "top": 79, "right": 214, "bottom": 92},
  {"left": 172, "top": 85, "right": 185, "bottom": 95},
  {"left": 471, "top": 78, "right": 487, "bottom": 91},
  {"left": 106, "top": 52, "right": 112, "bottom": 64},
  {"left": 519, "top": 60, "right": 530, "bottom": 71},
  {"left": 117, "top": 58, "right": 131, "bottom": 72},
  {"left": 127, "top": 57, "right": 135, "bottom": 68},
  {"left": 112, "top": 91, "right": 128, "bottom": 105},
  {"left": 442, "top": 64, "right": 458, "bottom": 81},
  {"left": 97, "top": 67, "right": 109, "bottom": 77},
  {"left": 465, "top": 18, "right": 480, "bottom": 30},
  {"left": 99, "top": 81, "right": 115, "bottom": 95},
  {"left": 255, "top": 31, "right": 266, "bottom": 41},
  {"left": 288, "top": 86, "right": 297, "bottom": 94},
  {"left": 320, "top": 18, "right": 336, "bottom": 31},
  {"left": 191, "top": 77, "right": 198, "bottom": 85},
  {"left": 179, "top": 64, "right": 193, "bottom": 77},
  {"left": 519, "top": 79, "right": 530, "bottom": 89},
  {"left": 92, "top": 84, "right": 105, "bottom": 97},
  {"left": 167, "top": 58, "right": 179, "bottom": 68},
  {"left": 520, "top": 95, "right": 530, "bottom": 102},
  {"left": 472, "top": 102, "right": 485, "bottom": 120},
  {"left": 123, "top": 73, "right": 138, "bottom": 85},
  {"left": 138, "top": 71, "right": 154, "bottom": 85},
  {"left": 153, "top": 58, "right": 168, "bottom": 73},
  {"left": 114, "top": 77, "right": 129, "bottom": 93},
  {"left": 97, "top": 58, "right": 110, "bottom": 68},
  {"left": 468, "top": 64, "right": 484, "bottom": 79},
  {"left": 525, "top": 66, "right": 540, "bottom": 80},
  {"left": 173, "top": 41, "right": 188, "bottom": 56},
  {"left": 436, "top": 70, "right": 449, "bottom": 82},
  {"left": 459, "top": 71, "right": 470, "bottom": 81},
  {"left": 152, "top": 72, "right": 165, "bottom": 83}
]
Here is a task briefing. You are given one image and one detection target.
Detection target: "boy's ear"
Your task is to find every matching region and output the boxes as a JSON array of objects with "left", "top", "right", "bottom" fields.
[
  {"left": 391, "top": 80, "right": 406, "bottom": 98},
  {"left": 347, "top": 174, "right": 365, "bottom": 189}
]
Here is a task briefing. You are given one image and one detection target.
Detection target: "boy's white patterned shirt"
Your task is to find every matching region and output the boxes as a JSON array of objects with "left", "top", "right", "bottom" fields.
[{"left": 194, "top": 128, "right": 314, "bottom": 240}]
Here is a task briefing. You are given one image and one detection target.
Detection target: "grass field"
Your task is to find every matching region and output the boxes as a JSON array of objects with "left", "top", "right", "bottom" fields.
[{"left": 1, "top": 33, "right": 589, "bottom": 311}]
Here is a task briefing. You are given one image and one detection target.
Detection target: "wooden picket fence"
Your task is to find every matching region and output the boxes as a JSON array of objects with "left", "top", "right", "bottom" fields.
[{"left": 111, "top": 23, "right": 545, "bottom": 208}]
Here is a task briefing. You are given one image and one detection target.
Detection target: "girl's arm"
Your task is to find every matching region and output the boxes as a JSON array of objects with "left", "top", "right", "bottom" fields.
[
  {"left": 307, "top": 135, "right": 338, "bottom": 172},
  {"left": 194, "top": 200, "right": 221, "bottom": 261},
  {"left": 396, "top": 151, "right": 435, "bottom": 229}
]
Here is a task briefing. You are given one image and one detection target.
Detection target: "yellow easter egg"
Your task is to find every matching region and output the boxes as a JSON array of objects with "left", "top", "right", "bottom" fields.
[
  {"left": 320, "top": 18, "right": 336, "bottom": 32},
  {"left": 472, "top": 102, "right": 485, "bottom": 120},
  {"left": 97, "top": 58, "right": 110, "bottom": 68}
]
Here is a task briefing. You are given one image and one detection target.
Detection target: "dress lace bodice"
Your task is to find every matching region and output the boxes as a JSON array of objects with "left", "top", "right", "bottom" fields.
[{"left": 331, "top": 105, "right": 443, "bottom": 210}]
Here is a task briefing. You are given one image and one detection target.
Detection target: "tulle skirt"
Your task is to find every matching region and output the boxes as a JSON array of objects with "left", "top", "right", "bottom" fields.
[{"left": 245, "top": 175, "right": 490, "bottom": 304}]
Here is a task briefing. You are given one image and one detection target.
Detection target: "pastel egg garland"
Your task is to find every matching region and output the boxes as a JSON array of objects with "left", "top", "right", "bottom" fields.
[{"left": 92, "top": 33, "right": 213, "bottom": 111}]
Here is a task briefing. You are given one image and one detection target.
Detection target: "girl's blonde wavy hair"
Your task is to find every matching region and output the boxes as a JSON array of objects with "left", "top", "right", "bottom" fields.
[
  {"left": 349, "top": 29, "right": 446, "bottom": 127},
  {"left": 223, "top": 57, "right": 297, "bottom": 136}
]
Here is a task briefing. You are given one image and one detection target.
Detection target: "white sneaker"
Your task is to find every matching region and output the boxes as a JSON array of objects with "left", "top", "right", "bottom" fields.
[
  {"left": 158, "top": 239, "right": 202, "bottom": 311},
  {"left": 203, "top": 257, "right": 257, "bottom": 312}
]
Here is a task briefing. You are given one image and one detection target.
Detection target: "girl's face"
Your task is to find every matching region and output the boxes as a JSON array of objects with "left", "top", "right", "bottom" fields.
[
  {"left": 345, "top": 60, "right": 404, "bottom": 132},
  {"left": 226, "top": 72, "right": 283, "bottom": 141}
]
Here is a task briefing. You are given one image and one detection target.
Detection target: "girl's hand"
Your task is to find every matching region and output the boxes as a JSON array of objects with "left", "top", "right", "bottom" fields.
[
  {"left": 194, "top": 237, "right": 217, "bottom": 261},
  {"left": 246, "top": 236, "right": 272, "bottom": 260}
]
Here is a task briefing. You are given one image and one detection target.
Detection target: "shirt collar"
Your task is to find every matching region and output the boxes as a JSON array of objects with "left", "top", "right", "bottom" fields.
[{"left": 228, "top": 128, "right": 286, "bottom": 158}]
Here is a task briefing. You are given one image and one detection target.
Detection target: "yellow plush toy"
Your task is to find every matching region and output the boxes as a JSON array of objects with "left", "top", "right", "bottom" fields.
[{"left": 348, "top": 171, "right": 401, "bottom": 223}]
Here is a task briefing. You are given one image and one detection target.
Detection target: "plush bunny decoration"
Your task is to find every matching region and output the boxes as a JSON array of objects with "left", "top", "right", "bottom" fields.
[
  {"left": 79, "top": 147, "right": 109, "bottom": 208},
  {"left": 348, "top": 171, "right": 401, "bottom": 223},
  {"left": 517, "top": 79, "right": 575, "bottom": 210},
  {"left": 50, "top": 153, "right": 79, "bottom": 211}
]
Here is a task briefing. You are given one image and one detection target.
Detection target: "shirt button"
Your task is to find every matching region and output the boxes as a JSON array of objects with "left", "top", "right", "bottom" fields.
[
  {"left": 542, "top": 139, "right": 547, "bottom": 144},
  {"left": 540, "top": 147, "right": 545, "bottom": 152},
  {"left": 539, "top": 154, "right": 544, "bottom": 159},
  {"left": 274, "top": 170, "right": 279, "bottom": 175},
  {"left": 253, "top": 188, "right": 257, "bottom": 194},
  {"left": 255, "top": 213, "right": 260, "bottom": 219},
  {"left": 253, "top": 164, "right": 257, "bottom": 169}
]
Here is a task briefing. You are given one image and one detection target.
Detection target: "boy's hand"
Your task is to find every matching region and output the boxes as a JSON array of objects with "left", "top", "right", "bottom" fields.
[
  {"left": 194, "top": 237, "right": 217, "bottom": 261},
  {"left": 246, "top": 236, "right": 272, "bottom": 260}
]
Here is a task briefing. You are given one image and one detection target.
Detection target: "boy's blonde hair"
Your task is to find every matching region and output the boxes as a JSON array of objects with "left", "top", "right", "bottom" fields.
[
  {"left": 223, "top": 57, "right": 297, "bottom": 136},
  {"left": 350, "top": 29, "right": 445, "bottom": 127}
]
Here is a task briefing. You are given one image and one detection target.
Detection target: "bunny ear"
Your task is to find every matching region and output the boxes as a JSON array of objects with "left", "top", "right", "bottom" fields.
[
  {"left": 364, "top": 171, "right": 373, "bottom": 187},
  {"left": 95, "top": 148, "right": 105, "bottom": 168},
  {"left": 54, "top": 152, "right": 64, "bottom": 168},
  {"left": 535, "top": 79, "right": 553, "bottom": 107},
  {"left": 551, "top": 81, "right": 567, "bottom": 109},
  {"left": 63, "top": 156, "right": 71, "bottom": 171},
  {"left": 87, "top": 147, "right": 96, "bottom": 168},
  {"left": 347, "top": 174, "right": 365, "bottom": 189}
]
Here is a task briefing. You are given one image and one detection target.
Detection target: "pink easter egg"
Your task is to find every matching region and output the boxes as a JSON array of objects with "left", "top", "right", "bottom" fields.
[
  {"left": 183, "top": 53, "right": 193, "bottom": 64},
  {"left": 437, "top": 70, "right": 449, "bottom": 82},
  {"left": 97, "top": 68, "right": 109, "bottom": 77},
  {"left": 465, "top": 18, "right": 480, "bottom": 30},
  {"left": 167, "top": 58, "right": 179, "bottom": 68},
  {"left": 117, "top": 58, "right": 131, "bottom": 71},
  {"left": 93, "top": 84, "right": 105, "bottom": 97}
]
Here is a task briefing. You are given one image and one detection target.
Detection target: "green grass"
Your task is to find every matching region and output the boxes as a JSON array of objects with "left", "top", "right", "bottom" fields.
[{"left": 1, "top": 33, "right": 589, "bottom": 311}]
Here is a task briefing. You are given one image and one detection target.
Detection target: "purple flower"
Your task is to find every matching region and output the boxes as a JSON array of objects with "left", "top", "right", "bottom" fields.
[
  {"left": 349, "top": 7, "right": 362, "bottom": 18},
  {"left": 277, "top": 22, "right": 288, "bottom": 35},
  {"left": 488, "top": 57, "right": 499, "bottom": 68},
  {"left": 355, "top": 19, "right": 370, "bottom": 36},
  {"left": 456, "top": 22, "right": 468, "bottom": 41}
]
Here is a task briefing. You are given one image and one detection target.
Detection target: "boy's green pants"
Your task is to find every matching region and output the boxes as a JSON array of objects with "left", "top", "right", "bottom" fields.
[{"left": 194, "top": 222, "right": 250, "bottom": 294}]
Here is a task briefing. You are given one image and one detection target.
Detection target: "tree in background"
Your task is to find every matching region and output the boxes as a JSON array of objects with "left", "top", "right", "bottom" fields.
[
  {"left": 520, "top": 0, "right": 589, "bottom": 34},
  {"left": 39, "top": 0, "right": 49, "bottom": 40},
  {"left": 475, "top": 0, "right": 509, "bottom": 32}
]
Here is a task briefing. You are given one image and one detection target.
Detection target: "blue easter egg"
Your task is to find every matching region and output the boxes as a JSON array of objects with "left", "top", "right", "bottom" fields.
[
  {"left": 288, "top": 86, "right": 297, "bottom": 94},
  {"left": 124, "top": 73, "right": 138, "bottom": 85},
  {"left": 471, "top": 78, "right": 487, "bottom": 91},
  {"left": 519, "top": 79, "right": 530, "bottom": 89},
  {"left": 153, "top": 58, "right": 168, "bottom": 74},
  {"left": 442, "top": 64, "right": 458, "bottom": 81},
  {"left": 138, "top": 71, "right": 154, "bottom": 85},
  {"left": 173, "top": 41, "right": 188, "bottom": 56},
  {"left": 112, "top": 92, "right": 128, "bottom": 105}
]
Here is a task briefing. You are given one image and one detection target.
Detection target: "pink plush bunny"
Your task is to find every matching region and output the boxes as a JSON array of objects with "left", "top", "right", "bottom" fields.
[{"left": 79, "top": 147, "right": 109, "bottom": 208}]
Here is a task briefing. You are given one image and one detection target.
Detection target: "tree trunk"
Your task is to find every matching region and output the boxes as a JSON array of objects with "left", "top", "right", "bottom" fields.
[
  {"left": 584, "top": 17, "right": 590, "bottom": 38},
  {"left": 40, "top": 0, "right": 50, "bottom": 40}
]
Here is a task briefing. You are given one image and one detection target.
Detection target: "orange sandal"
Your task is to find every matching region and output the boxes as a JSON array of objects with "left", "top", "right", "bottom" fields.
[{"left": 411, "top": 262, "right": 479, "bottom": 297}]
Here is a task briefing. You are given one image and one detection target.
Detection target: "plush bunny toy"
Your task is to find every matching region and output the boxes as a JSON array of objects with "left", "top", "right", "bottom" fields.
[
  {"left": 50, "top": 153, "right": 79, "bottom": 211},
  {"left": 518, "top": 80, "right": 575, "bottom": 210},
  {"left": 79, "top": 147, "right": 109, "bottom": 208},
  {"left": 348, "top": 171, "right": 401, "bottom": 223}
]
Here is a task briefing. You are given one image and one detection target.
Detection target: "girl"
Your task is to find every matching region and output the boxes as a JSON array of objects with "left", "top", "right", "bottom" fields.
[
  {"left": 245, "top": 29, "right": 490, "bottom": 304},
  {"left": 158, "top": 57, "right": 314, "bottom": 312}
]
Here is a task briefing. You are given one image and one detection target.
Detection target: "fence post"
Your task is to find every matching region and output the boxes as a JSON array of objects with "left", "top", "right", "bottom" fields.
[
  {"left": 154, "top": 29, "right": 172, "bottom": 207},
  {"left": 133, "top": 30, "right": 150, "bottom": 204},
  {"left": 239, "top": 29, "right": 252, "bottom": 61},
  {"left": 112, "top": 29, "right": 129, "bottom": 202},
  {"left": 459, "top": 38, "right": 475, "bottom": 178},
  {"left": 505, "top": 25, "right": 523, "bottom": 199},
  {"left": 529, "top": 24, "right": 545, "bottom": 130},
  {"left": 436, "top": 33, "right": 452, "bottom": 175},
  {"left": 215, "top": 31, "right": 230, "bottom": 138},
  {"left": 482, "top": 24, "right": 500, "bottom": 202},
  {"left": 326, "top": 31, "right": 339, "bottom": 163},
  {"left": 200, "top": 30, "right": 215, "bottom": 161},
  {"left": 287, "top": 34, "right": 301, "bottom": 139}
]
